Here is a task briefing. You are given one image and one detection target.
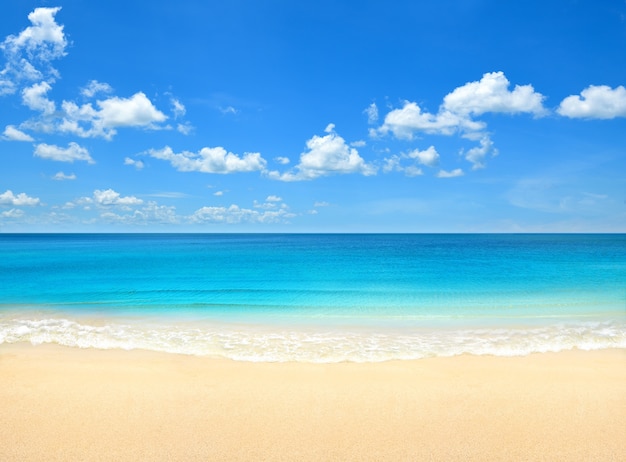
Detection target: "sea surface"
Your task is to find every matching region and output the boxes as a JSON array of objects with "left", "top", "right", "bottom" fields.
[{"left": 1, "top": 233, "right": 624, "bottom": 362}]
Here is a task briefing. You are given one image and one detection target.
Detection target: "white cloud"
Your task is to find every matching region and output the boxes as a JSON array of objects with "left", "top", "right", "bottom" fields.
[
  {"left": 22, "top": 81, "right": 55, "bottom": 114},
  {"left": 81, "top": 80, "right": 113, "bottom": 98},
  {"left": 220, "top": 106, "right": 238, "bottom": 115},
  {"left": 365, "top": 102, "right": 378, "bottom": 124},
  {"left": 402, "top": 165, "right": 424, "bottom": 177},
  {"left": 190, "top": 204, "right": 294, "bottom": 224},
  {"left": 2, "top": 125, "right": 33, "bottom": 141},
  {"left": 60, "top": 92, "right": 168, "bottom": 139},
  {"left": 375, "top": 101, "right": 483, "bottom": 139},
  {"left": 99, "top": 201, "right": 179, "bottom": 225},
  {"left": 0, "top": 189, "right": 40, "bottom": 206},
  {"left": 52, "top": 171, "right": 76, "bottom": 181},
  {"left": 4, "top": 7, "right": 67, "bottom": 61},
  {"left": 171, "top": 98, "right": 186, "bottom": 118},
  {"left": 34, "top": 142, "right": 94, "bottom": 163},
  {"left": 176, "top": 122, "right": 193, "bottom": 135},
  {"left": 271, "top": 125, "right": 376, "bottom": 181},
  {"left": 1, "top": 208, "right": 25, "bottom": 218},
  {"left": 314, "top": 201, "right": 330, "bottom": 207},
  {"left": 463, "top": 136, "right": 498, "bottom": 169},
  {"left": 254, "top": 199, "right": 283, "bottom": 210},
  {"left": 442, "top": 71, "right": 546, "bottom": 116},
  {"left": 2, "top": 10, "right": 171, "bottom": 145},
  {"left": 408, "top": 146, "right": 440, "bottom": 167},
  {"left": 266, "top": 195, "right": 282, "bottom": 202},
  {"left": 383, "top": 146, "right": 439, "bottom": 177},
  {"left": 0, "top": 7, "right": 67, "bottom": 93},
  {"left": 374, "top": 72, "right": 547, "bottom": 170},
  {"left": 213, "top": 190, "right": 224, "bottom": 196},
  {"left": 557, "top": 85, "right": 626, "bottom": 119},
  {"left": 124, "top": 157, "right": 144, "bottom": 170},
  {"left": 0, "top": 77, "right": 17, "bottom": 97},
  {"left": 93, "top": 189, "right": 143, "bottom": 207},
  {"left": 350, "top": 140, "right": 366, "bottom": 147},
  {"left": 275, "top": 156, "right": 290, "bottom": 165},
  {"left": 146, "top": 146, "right": 267, "bottom": 174},
  {"left": 383, "top": 155, "right": 423, "bottom": 176},
  {"left": 96, "top": 92, "right": 167, "bottom": 128},
  {"left": 437, "top": 168, "right": 464, "bottom": 178}
]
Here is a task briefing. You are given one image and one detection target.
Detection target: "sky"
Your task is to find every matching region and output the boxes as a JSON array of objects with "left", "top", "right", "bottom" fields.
[{"left": 1, "top": 0, "right": 625, "bottom": 232}]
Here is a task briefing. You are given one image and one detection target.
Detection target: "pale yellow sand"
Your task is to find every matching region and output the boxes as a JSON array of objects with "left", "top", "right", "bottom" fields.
[{"left": 1, "top": 345, "right": 624, "bottom": 461}]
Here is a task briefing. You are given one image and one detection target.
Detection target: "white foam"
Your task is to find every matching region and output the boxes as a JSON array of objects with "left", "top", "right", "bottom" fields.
[{"left": 1, "top": 315, "right": 625, "bottom": 362}]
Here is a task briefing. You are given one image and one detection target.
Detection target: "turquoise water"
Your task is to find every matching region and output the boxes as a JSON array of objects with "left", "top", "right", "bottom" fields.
[{"left": 1, "top": 234, "right": 624, "bottom": 361}]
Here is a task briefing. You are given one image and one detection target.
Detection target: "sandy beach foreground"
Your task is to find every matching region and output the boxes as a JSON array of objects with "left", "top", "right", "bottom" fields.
[{"left": 1, "top": 345, "right": 624, "bottom": 461}]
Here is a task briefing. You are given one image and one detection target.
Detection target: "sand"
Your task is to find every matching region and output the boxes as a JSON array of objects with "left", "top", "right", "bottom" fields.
[{"left": 0, "top": 344, "right": 624, "bottom": 461}]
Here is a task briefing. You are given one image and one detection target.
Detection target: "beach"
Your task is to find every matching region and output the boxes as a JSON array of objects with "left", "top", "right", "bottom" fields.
[{"left": 1, "top": 345, "right": 624, "bottom": 461}]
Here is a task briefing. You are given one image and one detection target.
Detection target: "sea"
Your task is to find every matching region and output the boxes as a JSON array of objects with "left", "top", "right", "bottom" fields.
[{"left": 1, "top": 233, "right": 624, "bottom": 362}]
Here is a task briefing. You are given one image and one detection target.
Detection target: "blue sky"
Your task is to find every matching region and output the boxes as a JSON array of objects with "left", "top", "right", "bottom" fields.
[{"left": 1, "top": 0, "right": 625, "bottom": 232}]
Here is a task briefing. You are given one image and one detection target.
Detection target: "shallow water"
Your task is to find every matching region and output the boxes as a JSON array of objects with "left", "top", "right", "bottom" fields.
[{"left": 1, "top": 233, "right": 624, "bottom": 361}]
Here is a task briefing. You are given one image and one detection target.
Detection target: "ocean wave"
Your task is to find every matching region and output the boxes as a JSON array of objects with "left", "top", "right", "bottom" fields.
[{"left": 1, "top": 317, "right": 625, "bottom": 362}]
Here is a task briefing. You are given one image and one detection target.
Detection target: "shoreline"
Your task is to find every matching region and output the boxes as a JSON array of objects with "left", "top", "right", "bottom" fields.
[{"left": 1, "top": 344, "right": 625, "bottom": 461}]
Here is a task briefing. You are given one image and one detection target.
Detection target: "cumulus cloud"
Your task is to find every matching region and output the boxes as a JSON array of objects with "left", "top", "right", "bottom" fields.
[
  {"left": 377, "top": 72, "right": 546, "bottom": 140},
  {"left": 374, "top": 72, "right": 547, "bottom": 170},
  {"left": 93, "top": 189, "right": 143, "bottom": 207},
  {"left": 3, "top": 7, "right": 67, "bottom": 61},
  {"left": 9, "top": 91, "right": 167, "bottom": 141},
  {"left": 271, "top": 124, "right": 376, "bottom": 181},
  {"left": 2, "top": 125, "right": 33, "bottom": 141},
  {"left": 274, "top": 156, "right": 290, "bottom": 165},
  {"left": 0, "top": 208, "right": 25, "bottom": 218},
  {"left": 22, "top": 81, "right": 55, "bottom": 114},
  {"left": 383, "top": 146, "right": 440, "bottom": 177},
  {"left": 124, "top": 157, "right": 144, "bottom": 170},
  {"left": 98, "top": 201, "right": 179, "bottom": 225},
  {"left": 52, "top": 171, "right": 76, "bottom": 181},
  {"left": 437, "top": 168, "right": 464, "bottom": 178},
  {"left": 170, "top": 98, "right": 186, "bottom": 118},
  {"left": 80, "top": 80, "right": 113, "bottom": 98},
  {"left": 365, "top": 102, "right": 379, "bottom": 124},
  {"left": 146, "top": 145, "right": 267, "bottom": 174},
  {"left": 557, "top": 85, "right": 626, "bottom": 119},
  {"left": 0, "top": 189, "right": 41, "bottom": 206},
  {"left": 2, "top": 9, "right": 173, "bottom": 145},
  {"left": 0, "top": 7, "right": 67, "bottom": 94},
  {"left": 59, "top": 92, "right": 167, "bottom": 139},
  {"left": 463, "top": 136, "right": 498, "bottom": 169},
  {"left": 190, "top": 204, "right": 294, "bottom": 224},
  {"left": 383, "top": 157, "right": 422, "bottom": 176},
  {"left": 176, "top": 122, "right": 193, "bottom": 135},
  {"left": 409, "top": 146, "right": 440, "bottom": 167},
  {"left": 34, "top": 142, "right": 94, "bottom": 163},
  {"left": 442, "top": 71, "right": 546, "bottom": 116},
  {"left": 375, "top": 101, "right": 481, "bottom": 139},
  {"left": 254, "top": 197, "right": 286, "bottom": 210}
]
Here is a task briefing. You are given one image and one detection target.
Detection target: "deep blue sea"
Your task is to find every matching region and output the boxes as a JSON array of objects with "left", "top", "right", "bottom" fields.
[{"left": 1, "top": 234, "right": 624, "bottom": 362}]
